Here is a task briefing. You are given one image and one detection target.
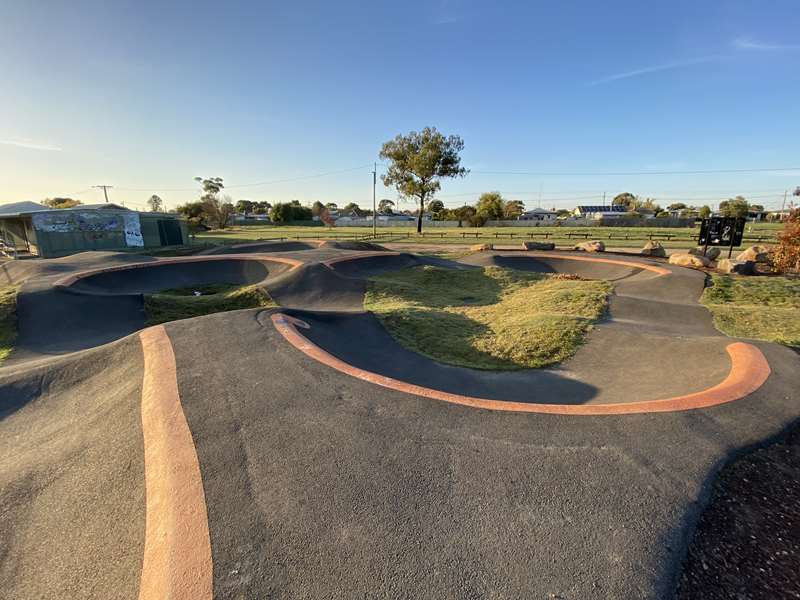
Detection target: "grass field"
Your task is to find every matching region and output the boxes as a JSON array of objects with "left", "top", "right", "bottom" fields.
[
  {"left": 701, "top": 275, "right": 800, "bottom": 347},
  {"left": 0, "top": 285, "right": 18, "bottom": 364},
  {"left": 144, "top": 283, "right": 275, "bottom": 325},
  {"left": 194, "top": 222, "right": 781, "bottom": 249},
  {"left": 364, "top": 265, "right": 611, "bottom": 370}
]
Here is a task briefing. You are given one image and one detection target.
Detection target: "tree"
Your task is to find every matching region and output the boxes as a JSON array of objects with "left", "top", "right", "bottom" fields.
[
  {"left": 175, "top": 201, "right": 206, "bottom": 230},
  {"left": 668, "top": 202, "right": 687, "bottom": 211},
  {"left": 427, "top": 199, "right": 445, "bottom": 216},
  {"left": 503, "top": 199, "right": 525, "bottom": 220},
  {"left": 476, "top": 192, "right": 505, "bottom": 220},
  {"left": 42, "top": 197, "right": 81, "bottom": 209},
  {"left": 612, "top": 192, "right": 637, "bottom": 210},
  {"left": 341, "top": 202, "right": 362, "bottom": 216},
  {"left": 147, "top": 195, "right": 164, "bottom": 212},
  {"left": 378, "top": 199, "right": 395, "bottom": 215},
  {"left": 750, "top": 204, "right": 764, "bottom": 212},
  {"left": 311, "top": 201, "right": 325, "bottom": 217},
  {"left": 699, "top": 205, "right": 711, "bottom": 219},
  {"left": 719, "top": 196, "right": 749, "bottom": 219},
  {"left": 252, "top": 201, "right": 271, "bottom": 215},
  {"left": 203, "top": 194, "right": 235, "bottom": 229},
  {"left": 453, "top": 205, "right": 479, "bottom": 227},
  {"left": 235, "top": 200, "right": 255, "bottom": 214},
  {"left": 379, "top": 127, "right": 468, "bottom": 233}
]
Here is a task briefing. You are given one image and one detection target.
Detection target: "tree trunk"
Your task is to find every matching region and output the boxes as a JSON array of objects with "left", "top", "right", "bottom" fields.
[{"left": 417, "top": 196, "right": 424, "bottom": 233}]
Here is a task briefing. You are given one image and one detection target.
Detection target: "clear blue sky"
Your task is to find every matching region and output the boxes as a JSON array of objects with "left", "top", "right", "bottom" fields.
[{"left": 1, "top": 0, "right": 798, "bottom": 212}]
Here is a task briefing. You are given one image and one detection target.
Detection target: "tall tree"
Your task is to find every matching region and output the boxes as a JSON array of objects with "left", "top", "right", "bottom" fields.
[
  {"left": 147, "top": 195, "right": 164, "bottom": 212},
  {"left": 476, "top": 192, "right": 505, "bottom": 220},
  {"left": 503, "top": 199, "right": 525, "bottom": 219},
  {"left": 194, "top": 177, "right": 233, "bottom": 229},
  {"left": 612, "top": 192, "right": 637, "bottom": 210},
  {"left": 719, "top": 196, "right": 750, "bottom": 219},
  {"left": 699, "top": 205, "right": 711, "bottom": 219},
  {"left": 379, "top": 127, "right": 468, "bottom": 233}
]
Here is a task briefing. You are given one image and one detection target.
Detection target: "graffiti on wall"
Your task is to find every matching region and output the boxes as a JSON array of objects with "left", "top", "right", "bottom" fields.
[{"left": 32, "top": 211, "right": 144, "bottom": 247}]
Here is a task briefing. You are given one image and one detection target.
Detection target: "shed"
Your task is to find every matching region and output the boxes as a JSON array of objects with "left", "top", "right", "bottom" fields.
[{"left": 0, "top": 203, "right": 188, "bottom": 258}]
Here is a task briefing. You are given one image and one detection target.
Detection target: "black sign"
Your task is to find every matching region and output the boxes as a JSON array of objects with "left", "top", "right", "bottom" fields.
[{"left": 698, "top": 217, "right": 745, "bottom": 247}]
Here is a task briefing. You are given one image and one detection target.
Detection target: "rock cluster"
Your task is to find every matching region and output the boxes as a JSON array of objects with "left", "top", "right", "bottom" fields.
[{"left": 574, "top": 240, "right": 605, "bottom": 253}]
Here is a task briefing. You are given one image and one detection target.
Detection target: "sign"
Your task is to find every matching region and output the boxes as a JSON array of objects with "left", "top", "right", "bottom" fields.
[{"left": 698, "top": 217, "right": 745, "bottom": 247}]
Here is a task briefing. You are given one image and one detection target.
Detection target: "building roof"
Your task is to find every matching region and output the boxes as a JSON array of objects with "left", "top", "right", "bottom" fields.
[
  {"left": 575, "top": 205, "right": 627, "bottom": 213},
  {"left": 523, "top": 207, "right": 557, "bottom": 214},
  {"left": 0, "top": 201, "right": 48, "bottom": 216}
]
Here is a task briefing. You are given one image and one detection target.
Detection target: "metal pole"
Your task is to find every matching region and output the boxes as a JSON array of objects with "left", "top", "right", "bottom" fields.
[{"left": 372, "top": 163, "right": 377, "bottom": 238}]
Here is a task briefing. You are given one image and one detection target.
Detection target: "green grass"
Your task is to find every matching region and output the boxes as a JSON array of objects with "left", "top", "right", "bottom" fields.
[
  {"left": 144, "top": 283, "right": 275, "bottom": 325},
  {"left": 0, "top": 285, "right": 18, "bottom": 364},
  {"left": 193, "top": 223, "right": 780, "bottom": 249},
  {"left": 364, "top": 265, "right": 611, "bottom": 370},
  {"left": 701, "top": 274, "right": 800, "bottom": 347}
]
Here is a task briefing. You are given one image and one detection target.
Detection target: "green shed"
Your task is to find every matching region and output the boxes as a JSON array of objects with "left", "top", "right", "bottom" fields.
[{"left": 0, "top": 203, "right": 188, "bottom": 258}]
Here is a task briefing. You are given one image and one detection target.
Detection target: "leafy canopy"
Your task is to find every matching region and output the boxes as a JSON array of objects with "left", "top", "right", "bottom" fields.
[{"left": 379, "top": 127, "right": 468, "bottom": 232}]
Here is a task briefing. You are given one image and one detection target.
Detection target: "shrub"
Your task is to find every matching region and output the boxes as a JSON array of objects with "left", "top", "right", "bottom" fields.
[{"left": 770, "top": 209, "right": 800, "bottom": 274}]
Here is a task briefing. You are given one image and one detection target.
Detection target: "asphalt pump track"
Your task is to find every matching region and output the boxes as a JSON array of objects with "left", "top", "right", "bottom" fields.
[{"left": 0, "top": 243, "right": 797, "bottom": 599}]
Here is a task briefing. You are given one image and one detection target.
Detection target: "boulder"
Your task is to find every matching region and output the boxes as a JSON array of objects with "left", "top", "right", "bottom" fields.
[
  {"left": 736, "top": 245, "right": 770, "bottom": 263},
  {"left": 522, "top": 241, "right": 555, "bottom": 251},
  {"left": 668, "top": 253, "right": 712, "bottom": 268},
  {"left": 640, "top": 241, "right": 667, "bottom": 257},
  {"left": 470, "top": 243, "right": 493, "bottom": 252},
  {"left": 717, "top": 259, "right": 755, "bottom": 275},
  {"left": 574, "top": 240, "right": 605, "bottom": 253},
  {"left": 689, "top": 247, "right": 721, "bottom": 260}
]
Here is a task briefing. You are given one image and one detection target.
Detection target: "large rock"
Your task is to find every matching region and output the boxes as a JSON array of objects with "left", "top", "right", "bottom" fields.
[
  {"left": 736, "top": 245, "right": 770, "bottom": 263},
  {"left": 641, "top": 241, "right": 667, "bottom": 257},
  {"left": 470, "top": 243, "right": 493, "bottom": 252},
  {"left": 522, "top": 241, "right": 555, "bottom": 251},
  {"left": 668, "top": 253, "right": 712, "bottom": 268},
  {"left": 717, "top": 259, "right": 755, "bottom": 275},
  {"left": 689, "top": 246, "right": 721, "bottom": 260},
  {"left": 574, "top": 240, "right": 605, "bottom": 253}
]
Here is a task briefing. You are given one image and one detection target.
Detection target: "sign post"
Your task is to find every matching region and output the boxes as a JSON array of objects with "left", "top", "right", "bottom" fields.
[{"left": 698, "top": 217, "right": 746, "bottom": 258}]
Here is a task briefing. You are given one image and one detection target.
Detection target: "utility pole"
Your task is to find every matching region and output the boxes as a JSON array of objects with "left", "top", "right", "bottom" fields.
[
  {"left": 372, "top": 163, "right": 377, "bottom": 238},
  {"left": 782, "top": 189, "right": 788, "bottom": 211},
  {"left": 93, "top": 185, "right": 113, "bottom": 203},
  {"left": 602, "top": 191, "right": 607, "bottom": 208}
]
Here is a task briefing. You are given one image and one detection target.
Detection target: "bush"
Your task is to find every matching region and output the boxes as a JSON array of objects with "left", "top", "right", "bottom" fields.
[{"left": 770, "top": 210, "right": 800, "bottom": 274}]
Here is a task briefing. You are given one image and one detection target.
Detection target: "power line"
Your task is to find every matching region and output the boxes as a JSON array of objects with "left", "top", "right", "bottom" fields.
[
  {"left": 113, "top": 164, "right": 373, "bottom": 192},
  {"left": 467, "top": 166, "right": 800, "bottom": 176}
]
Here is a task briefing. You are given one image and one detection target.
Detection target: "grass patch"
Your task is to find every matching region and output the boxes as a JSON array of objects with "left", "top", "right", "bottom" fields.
[
  {"left": 144, "top": 283, "right": 275, "bottom": 325},
  {"left": 364, "top": 266, "right": 611, "bottom": 370},
  {"left": 701, "top": 274, "right": 800, "bottom": 346},
  {"left": 0, "top": 285, "right": 18, "bottom": 364}
]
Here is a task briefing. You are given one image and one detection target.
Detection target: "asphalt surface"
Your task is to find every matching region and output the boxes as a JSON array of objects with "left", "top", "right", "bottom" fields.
[{"left": 0, "top": 245, "right": 798, "bottom": 599}]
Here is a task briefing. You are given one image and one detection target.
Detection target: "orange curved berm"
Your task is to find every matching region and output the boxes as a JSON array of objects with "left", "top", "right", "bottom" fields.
[
  {"left": 53, "top": 253, "right": 304, "bottom": 289},
  {"left": 138, "top": 326, "right": 212, "bottom": 600},
  {"left": 271, "top": 314, "right": 770, "bottom": 415}
]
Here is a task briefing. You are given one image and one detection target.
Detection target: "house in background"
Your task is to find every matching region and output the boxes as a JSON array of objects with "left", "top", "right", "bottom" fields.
[
  {"left": 518, "top": 207, "right": 557, "bottom": 222},
  {"left": 572, "top": 205, "right": 627, "bottom": 219},
  {"left": 0, "top": 202, "right": 188, "bottom": 258}
]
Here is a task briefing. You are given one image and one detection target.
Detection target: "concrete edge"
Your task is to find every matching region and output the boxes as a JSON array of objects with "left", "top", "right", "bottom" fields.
[{"left": 270, "top": 314, "right": 770, "bottom": 415}]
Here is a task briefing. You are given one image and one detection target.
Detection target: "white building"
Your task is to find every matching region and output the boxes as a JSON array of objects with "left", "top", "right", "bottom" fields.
[
  {"left": 572, "top": 205, "right": 627, "bottom": 219},
  {"left": 518, "top": 208, "right": 557, "bottom": 222}
]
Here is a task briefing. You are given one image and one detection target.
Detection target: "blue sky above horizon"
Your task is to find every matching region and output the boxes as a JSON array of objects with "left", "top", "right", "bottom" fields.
[{"left": 1, "top": 0, "right": 798, "bottom": 212}]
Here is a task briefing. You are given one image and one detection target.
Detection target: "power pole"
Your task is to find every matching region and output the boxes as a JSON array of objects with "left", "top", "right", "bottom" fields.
[
  {"left": 602, "top": 191, "right": 607, "bottom": 208},
  {"left": 93, "top": 185, "right": 113, "bottom": 203},
  {"left": 372, "top": 163, "right": 377, "bottom": 238}
]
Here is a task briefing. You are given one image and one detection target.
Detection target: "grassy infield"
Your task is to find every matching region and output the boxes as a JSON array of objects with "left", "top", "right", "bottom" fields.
[{"left": 366, "top": 266, "right": 610, "bottom": 369}]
